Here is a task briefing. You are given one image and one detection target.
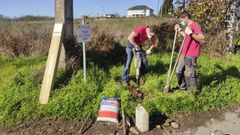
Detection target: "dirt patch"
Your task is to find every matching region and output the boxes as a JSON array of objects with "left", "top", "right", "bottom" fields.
[
  {"left": 1, "top": 105, "right": 239, "bottom": 135},
  {"left": 114, "top": 76, "right": 145, "bottom": 101},
  {"left": 0, "top": 118, "right": 83, "bottom": 135},
  {"left": 228, "top": 105, "right": 240, "bottom": 118}
]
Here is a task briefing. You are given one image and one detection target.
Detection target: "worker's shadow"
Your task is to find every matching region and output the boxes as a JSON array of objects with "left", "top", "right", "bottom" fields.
[
  {"left": 148, "top": 60, "right": 169, "bottom": 75},
  {"left": 198, "top": 64, "right": 240, "bottom": 89}
]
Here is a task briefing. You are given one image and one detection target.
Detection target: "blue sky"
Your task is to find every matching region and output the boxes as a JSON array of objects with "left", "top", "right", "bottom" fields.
[{"left": 0, "top": 0, "right": 164, "bottom": 18}]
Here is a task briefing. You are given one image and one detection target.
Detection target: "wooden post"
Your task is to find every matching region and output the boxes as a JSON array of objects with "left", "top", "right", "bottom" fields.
[
  {"left": 39, "top": 0, "right": 73, "bottom": 104},
  {"left": 39, "top": 23, "right": 64, "bottom": 104},
  {"left": 55, "top": 0, "right": 66, "bottom": 69}
]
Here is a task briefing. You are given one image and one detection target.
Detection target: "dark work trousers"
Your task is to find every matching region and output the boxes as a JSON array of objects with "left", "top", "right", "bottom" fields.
[
  {"left": 175, "top": 55, "right": 186, "bottom": 89},
  {"left": 122, "top": 41, "right": 148, "bottom": 83},
  {"left": 184, "top": 56, "right": 197, "bottom": 90}
]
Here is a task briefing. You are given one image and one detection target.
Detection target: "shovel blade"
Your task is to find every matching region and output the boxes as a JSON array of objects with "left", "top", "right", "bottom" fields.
[{"left": 163, "top": 85, "right": 170, "bottom": 94}]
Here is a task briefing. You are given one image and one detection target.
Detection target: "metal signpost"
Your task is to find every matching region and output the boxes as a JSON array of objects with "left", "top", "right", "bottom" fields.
[{"left": 77, "top": 19, "right": 91, "bottom": 81}]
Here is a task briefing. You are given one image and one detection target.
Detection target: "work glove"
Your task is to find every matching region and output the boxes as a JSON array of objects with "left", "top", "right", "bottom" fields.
[
  {"left": 185, "top": 27, "right": 193, "bottom": 35},
  {"left": 174, "top": 24, "right": 181, "bottom": 31},
  {"left": 135, "top": 46, "right": 140, "bottom": 51},
  {"left": 146, "top": 49, "right": 151, "bottom": 55}
]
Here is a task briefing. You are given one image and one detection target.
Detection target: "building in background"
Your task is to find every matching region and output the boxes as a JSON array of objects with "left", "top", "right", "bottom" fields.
[
  {"left": 85, "top": 13, "right": 119, "bottom": 19},
  {"left": 127, "top": 5, "right": 154, "bottom": 17},
  {"left": 105, "top": 13, "right": 120, "bottom": 18}
]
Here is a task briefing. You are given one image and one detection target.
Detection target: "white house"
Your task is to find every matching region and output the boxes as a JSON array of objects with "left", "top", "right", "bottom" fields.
[{"left": 127, "top": 5, "right": 154, "bottom": 17}]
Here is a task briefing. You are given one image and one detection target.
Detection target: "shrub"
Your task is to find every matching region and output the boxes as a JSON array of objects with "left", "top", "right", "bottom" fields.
[
  {"left": 202, "top": 31, "right": 228, "bottom": 57},
  {"left": 0, "top": 53, "right": 240, "bottom": 125},
  {"left": 85, "top": 26, "right": 125, "bottom": 68},
  {"left": 0, "top": 21, "right": 52, "bottom": 57}
]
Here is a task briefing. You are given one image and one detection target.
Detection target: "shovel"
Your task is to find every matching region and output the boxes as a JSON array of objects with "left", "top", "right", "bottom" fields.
[
  {"left": 163, "top": 30, "right": 187, "bottom": 93},
  {"left": 163, "top": 29, "right": 178, "bottom": 93}
]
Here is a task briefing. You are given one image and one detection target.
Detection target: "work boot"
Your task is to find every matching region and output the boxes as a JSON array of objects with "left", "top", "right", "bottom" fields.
[
  {"left": 185, "top": 75, "right": 197, "bottom": 94},
  {"left": 186, "top": 86, "right": 197, "bottom": 94},
  {"left": 177, "top": 73, "right": 186, "bottom": 89},
  {"left": 171, "top": 86, "right": 186, "bottom": 90},
  {"left": 135, "top": 77, "right": 140, "bottom": 86},
  {"left": 140, "top": 74, "right": 147, "bottom": 85},
  {"left": 172, "top": 73, "right": 186, "bottom": 90}
]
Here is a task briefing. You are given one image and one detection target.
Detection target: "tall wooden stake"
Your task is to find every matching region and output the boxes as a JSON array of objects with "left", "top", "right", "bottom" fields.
[{"left": 39, "top": 23, "right": 64, "bottom": 104}]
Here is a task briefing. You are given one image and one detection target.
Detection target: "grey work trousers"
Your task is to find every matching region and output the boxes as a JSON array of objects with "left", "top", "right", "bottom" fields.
[{"left": 176, "top": 55, "right": 186, "bottom": 89}]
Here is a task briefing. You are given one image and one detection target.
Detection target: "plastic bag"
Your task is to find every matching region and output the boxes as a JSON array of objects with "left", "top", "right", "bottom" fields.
[{"left": 97, "top": 98, "right": 120, "bottom": 123}]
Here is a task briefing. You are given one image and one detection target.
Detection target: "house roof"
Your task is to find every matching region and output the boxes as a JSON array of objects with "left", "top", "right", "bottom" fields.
[{"left": 128, "top": 5, "right": 153, "bottom": 11}]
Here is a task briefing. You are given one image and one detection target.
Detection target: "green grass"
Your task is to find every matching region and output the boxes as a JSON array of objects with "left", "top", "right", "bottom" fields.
[{"left": 0, "top": 52, "right": 240, "bottom": 125}]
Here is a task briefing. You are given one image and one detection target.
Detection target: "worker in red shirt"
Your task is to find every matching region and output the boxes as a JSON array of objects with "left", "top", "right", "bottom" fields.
[
  {"left": 175, "top": 11, "right": 205, "bottom": 92},
  {"left": 122, "top": 25, "right": 158, "bottom": 85}
]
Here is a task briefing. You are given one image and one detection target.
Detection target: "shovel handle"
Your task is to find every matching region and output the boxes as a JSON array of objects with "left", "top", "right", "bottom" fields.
[
  {"left": 169, "top": 35, "right": 187, "bottom": 84},
  {"left": 165, "top": 29, "right": 178, "bottom": 92}
]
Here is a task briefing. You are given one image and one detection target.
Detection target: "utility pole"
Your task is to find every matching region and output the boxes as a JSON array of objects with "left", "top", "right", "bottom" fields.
[
  {"left": 226, "top": 0, "right": 237, "bottom": 50},
  {"left": 183, "top": 0, "right": 185, "bottom": 10},
  {"left": 236, "top": 1, "right": 240, "bottom": 31},
  {"left": 157, "top": 0, "right": 160, "bottom": 16},
  {"left": 56, "top": 0, "right": 74, "bottom": 69},
  {"left": 160, "top": 7, "right": 163, "bottom": 17}
]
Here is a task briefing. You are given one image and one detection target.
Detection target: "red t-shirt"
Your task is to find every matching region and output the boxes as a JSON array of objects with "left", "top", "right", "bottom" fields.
[
  {"left": 181, "top": 22, "right": 202, "bottom": 57},
  {"left": 133, "top": 26, "right": 148, "bottom": 46}
]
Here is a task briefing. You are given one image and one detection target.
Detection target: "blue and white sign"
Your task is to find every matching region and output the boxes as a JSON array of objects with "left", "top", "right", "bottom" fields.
[{"left": 77, "top": 25, "right": 91, "bottom": 42}]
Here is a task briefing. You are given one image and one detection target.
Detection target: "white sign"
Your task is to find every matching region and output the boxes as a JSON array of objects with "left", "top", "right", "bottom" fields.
[
  {"left": 237, "top": 6, "right": 240, "bottom": 17},
  {"left": 77, "top": 25, "right": 91, "bottom": 42}
]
